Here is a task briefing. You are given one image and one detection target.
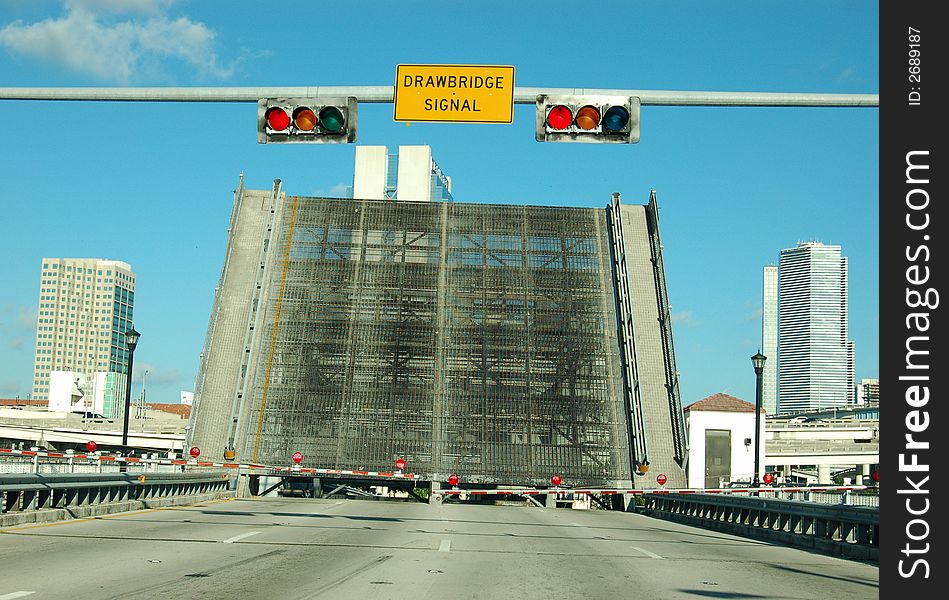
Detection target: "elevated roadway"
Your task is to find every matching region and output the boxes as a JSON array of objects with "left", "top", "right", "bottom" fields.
[{"left": 0, "top": 497, "right": 878, "bottom": 599}]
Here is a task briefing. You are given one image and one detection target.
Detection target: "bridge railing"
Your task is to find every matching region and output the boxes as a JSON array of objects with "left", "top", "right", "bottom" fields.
[
  {"left": 641, "top": 492, "right": 879, "bottom": 561},
  {"left": 755, "top": 488, "right": 879, "bottom": 507},
  {"left": 1, "top": 471, "right": 230, "bottom": 516}
]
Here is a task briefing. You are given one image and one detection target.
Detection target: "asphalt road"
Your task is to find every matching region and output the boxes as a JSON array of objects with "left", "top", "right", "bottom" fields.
[{"left": 0, "top": 497, "right": 878, "bottom": 599}]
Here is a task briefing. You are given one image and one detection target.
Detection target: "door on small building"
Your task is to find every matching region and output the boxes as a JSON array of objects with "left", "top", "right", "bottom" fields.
[{"left": 705, "top": 429, "right": 731, "bottom": 488}]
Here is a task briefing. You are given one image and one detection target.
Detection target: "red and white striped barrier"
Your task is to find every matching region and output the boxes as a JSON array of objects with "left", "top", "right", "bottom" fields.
[
  {"left": 0, "top": 447, "right": 420, "bottom": 480},
  {"left": 1, "top": 448, "right": 877, "bottom": 492},
  {"left": 438, "top": 485, "right": 875, "bottom": 496}
]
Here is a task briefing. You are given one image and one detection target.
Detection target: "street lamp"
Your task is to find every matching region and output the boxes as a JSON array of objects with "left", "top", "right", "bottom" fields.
[
  {"left": 121, "top": 327, "right": 141, "bottom": 447},
  {"left": 140, "top": 369, "right": 149, "bottom": 423},
  {"left": 751, "top": 351, "right": 767, "bottom": 487}
]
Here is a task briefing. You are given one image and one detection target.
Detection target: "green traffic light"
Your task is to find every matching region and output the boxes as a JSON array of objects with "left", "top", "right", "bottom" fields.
[{"left": 319, "top": 106, "right": 345, "bottom": 133}]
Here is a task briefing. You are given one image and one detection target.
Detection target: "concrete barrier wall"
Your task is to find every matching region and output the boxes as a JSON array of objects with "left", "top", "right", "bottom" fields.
[
  {"left": 0, "top": 489, "right": 235, "bottom": 528},
  {"left": 640, "top": 492, "right": 878, "bottom": 562}
]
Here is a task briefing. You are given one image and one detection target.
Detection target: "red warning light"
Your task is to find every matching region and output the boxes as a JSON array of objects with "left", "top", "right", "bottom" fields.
[
  {"left": 292, "top": 451, "right": 304, "bottom": 464},
  {"left": 395, "top": 457, "right": 406, "bottom": 471},
  {"left": 86, "top": 440, "right": 97, "bottom": 452},
  {"left": 763, "top": 472, "right": 774, "bottom": 485},
  {"left": 656, "top": 473, "right": 667, "bottom": 486},
  {"left": 448, "top": 474, "right": 459, "bottom": 487},
  {"left": 871, "top": 470, "right": 879, "bottom": 483},
  {"left": 265, "top": 107, "right": 290, "bottom": 131},
  {"left": 189, "top": 446, "right": 201, "bottom": 458},
  {"left": 546, "top": 105, "right": 572, "bottom": 130},
  {"left": 551, "top": 474, "right": 562, "bottom": 486}
]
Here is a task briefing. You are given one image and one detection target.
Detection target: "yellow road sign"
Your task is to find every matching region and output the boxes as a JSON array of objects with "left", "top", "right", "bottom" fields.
[{"left": 394, "top": 64, "right": 515, "bottom": 124}]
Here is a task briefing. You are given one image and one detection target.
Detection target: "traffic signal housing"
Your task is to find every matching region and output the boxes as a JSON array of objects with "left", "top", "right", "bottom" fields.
[
  {"left": 536, "top": 95, "right": 640, "bottom": 143},
  {"left": 257, "top": 97, "right": 357, "bottom": 144}
]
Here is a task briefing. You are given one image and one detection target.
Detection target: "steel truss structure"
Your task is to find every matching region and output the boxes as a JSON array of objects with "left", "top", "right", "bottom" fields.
[{"left": 191, "top": 187, "right": 688, "bottom": 488}]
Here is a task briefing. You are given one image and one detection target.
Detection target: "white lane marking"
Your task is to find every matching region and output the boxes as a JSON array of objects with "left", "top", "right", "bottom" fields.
[
  {"left": 438, "top": 539, "right": 451, "bottom": 553},
  {"left": 631, "top": 546, "right": 663, "bottom": 559},
  {"left": 222, "top": 531, "right": 262, "bottom": 544},
  {"left": 0, "top": 592, "right": 36, "bottom": 599},
  {"left": 570, "top": 522, "right": 585, "bottom": 528}
]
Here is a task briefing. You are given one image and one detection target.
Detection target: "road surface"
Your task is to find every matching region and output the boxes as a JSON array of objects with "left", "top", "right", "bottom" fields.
[{"left": 0, "top": 496, "right": 878, "bottom": 599}]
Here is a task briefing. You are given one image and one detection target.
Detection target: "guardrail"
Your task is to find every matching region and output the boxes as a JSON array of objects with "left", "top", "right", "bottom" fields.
[
  {"left": 759, "top": 488, "right": 879, "bottom": 507},
  {"left": 641, "top": 492, "right": 879, "bottom": 561},
  {"left": 1, "top": 471, "right": 230, "bottom": 515}
]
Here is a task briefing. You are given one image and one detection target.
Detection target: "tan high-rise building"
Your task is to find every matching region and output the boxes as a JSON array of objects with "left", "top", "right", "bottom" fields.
[{"left": 32, "top": 258, "right": 136, "bottom": 403}]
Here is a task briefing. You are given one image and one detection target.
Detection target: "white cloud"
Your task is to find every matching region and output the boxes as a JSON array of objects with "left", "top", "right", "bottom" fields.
[
  {"left": 66, "top": 0, "right": 173, "bottom": 14},
  {"left": 0, "top": 305, "right": 36, "bottom": 351},
  {"left": 0, "top": 1, "right": 233, "bottom": 83},
  {"left": 0, "top": 380, "right": 23, "bottom": 396},
  {"left": 17, "top": 306, "right": 37, "bottom": 329},
  {"left": 742, "top": 307, "right": 763, "bottom": 323},
  {"left": 329, "top": 183, "right": 353, "bottom": 197},
  {"left": 133, "top": 362, "right": 179, "bottom": 385}
]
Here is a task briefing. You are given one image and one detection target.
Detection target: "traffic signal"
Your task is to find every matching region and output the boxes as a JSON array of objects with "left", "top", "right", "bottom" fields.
[
  {"left": 535, "top": 94, "right": 640, "bottom": 143},
  {"left": 257, "top": 97, "right": 357, "bottom": 143}
]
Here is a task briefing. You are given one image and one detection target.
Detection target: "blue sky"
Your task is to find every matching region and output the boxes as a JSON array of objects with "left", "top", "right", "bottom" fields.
[{"left": 0, "top": 0, "right": 879, "bottom": 407}]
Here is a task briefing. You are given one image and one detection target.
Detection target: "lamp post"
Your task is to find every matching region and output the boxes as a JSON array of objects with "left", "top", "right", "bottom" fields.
[
  {"left": 121, "top": 327, "right": 141, "bottom": 447},
  {"left": 751, "top": 351, "right": 767, "bottom": 487},
  {"left": 140, "top": 369, "right": 149, "bottom": 424}
]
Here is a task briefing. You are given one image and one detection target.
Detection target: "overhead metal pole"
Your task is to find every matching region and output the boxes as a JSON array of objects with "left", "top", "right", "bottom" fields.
[{"left": 0, "top": 86, "right": 878, "bottom": 107}]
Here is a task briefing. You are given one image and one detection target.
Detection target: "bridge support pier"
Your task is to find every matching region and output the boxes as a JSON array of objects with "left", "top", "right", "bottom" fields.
[
  {"left": 616, "top": 493, "right": 636, "bottom": 512},
  {"left": 855, "top": 464, "right": 870, "bottom": 485}
]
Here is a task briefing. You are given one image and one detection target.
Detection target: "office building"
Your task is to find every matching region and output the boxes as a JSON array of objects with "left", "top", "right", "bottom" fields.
[
  {"left": 777, "top": 242, "right": 854, "bottom": 413},
  {"left": 761, "top": 265, "right": 778, "bottom": 415},
  {"left": 855, "top": 378, "right": 879, "bottom": 406},
  {"left": 32, "top": 258, "right": 136, "bottom": 409},
  {"left": 353, "top": 145, "right": 453, "bottom": 202}
]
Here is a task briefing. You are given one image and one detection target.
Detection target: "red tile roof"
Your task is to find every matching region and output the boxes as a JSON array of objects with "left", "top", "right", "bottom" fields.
[
  {"left": 0, "top": 399, "right": 47, "bottom": 407},
  {"left": 146, "top": 403, "right": 191, "bottom": 419},
  {"left": 684, "top": 393, "right": 765, "bottom": 414}
]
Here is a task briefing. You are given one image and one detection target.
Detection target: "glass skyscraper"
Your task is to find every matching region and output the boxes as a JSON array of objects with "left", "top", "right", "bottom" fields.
[{"left": 777, "top": 242, "right": 854, "bottom": 413}]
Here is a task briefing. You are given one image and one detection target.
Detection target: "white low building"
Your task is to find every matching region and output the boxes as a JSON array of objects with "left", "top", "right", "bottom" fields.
[
  {"left": 684, "top": 393, "right": 766, "bottom": 489},
  {"left": 47, "top": 370, "right": 126, "bottom": 419}
]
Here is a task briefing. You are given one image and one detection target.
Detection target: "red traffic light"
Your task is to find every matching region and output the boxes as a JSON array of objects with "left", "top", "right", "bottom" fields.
[
  {"left": 189, "top": 446, "right": 201, "bottom": 458},
  {"left": 86, "top": 440, "right": 97, "bottom": 452},
  {"left": 546, "top": 105, "right": 572, "bottom": 130},
  {"left": 656, "top": 473, "right": 667, "bottom": 486},
  {"left": 763, "top": 472, "right": 775, "bottom": 485},
  {"left": 265, "top": 107, "right": 290, "bottom": 131},
  {"left": 536, "top": 94, "right": 640, "bottom": 143},
  {"left": 395, "top": 457, "right": 406, "bottom": 471},
  {"left": 551, "top": 474, "right": 562, "bottom": 486},
  {"left": 292, "top": 451, "right": 304, "bottom": 464},
  {"left": 258, "top": 97, "right": 357, "bottom": 144},
  {"left": 448, "top": 474, "right": 459, "bottom": 486},
  {"left": 871, "top": 470, "right": 879, "bottom": 482}
]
